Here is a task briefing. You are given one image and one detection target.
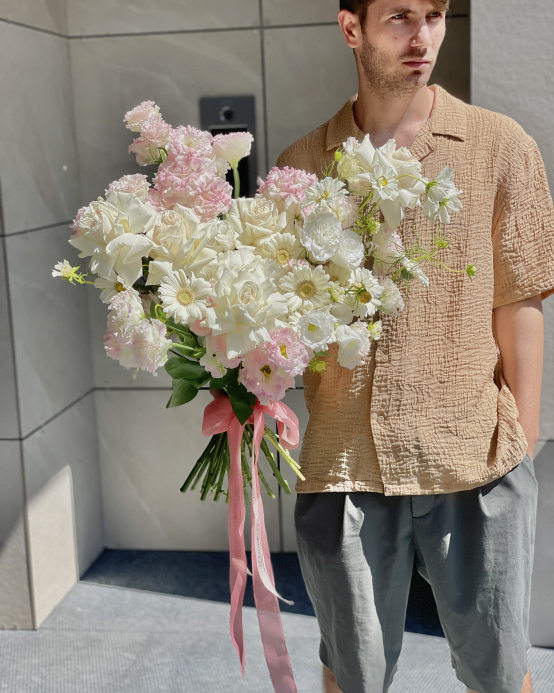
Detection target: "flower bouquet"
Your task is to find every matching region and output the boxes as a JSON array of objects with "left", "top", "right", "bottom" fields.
[{"left": 54, "top": 101, "right": 474, "bottom": 691}]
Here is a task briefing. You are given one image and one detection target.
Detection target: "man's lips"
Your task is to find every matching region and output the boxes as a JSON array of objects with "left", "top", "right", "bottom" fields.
[{"left": 403, "top": 60, "right": 431, "bottom": 69}]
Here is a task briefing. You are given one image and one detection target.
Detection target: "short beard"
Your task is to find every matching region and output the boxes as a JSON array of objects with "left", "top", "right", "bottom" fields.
[{"left": 358, "top": 35, "right": 431, "bottom": 100}]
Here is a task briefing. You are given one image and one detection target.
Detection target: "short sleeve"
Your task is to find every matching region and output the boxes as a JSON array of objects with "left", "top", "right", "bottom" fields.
[{"left": 492, "top": 136, "right": 554, "bottom": 308}]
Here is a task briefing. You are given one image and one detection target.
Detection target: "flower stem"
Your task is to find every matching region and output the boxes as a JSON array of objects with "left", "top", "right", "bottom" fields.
[{"left": 233, "top": 166, "right": 240, "bottom": 199}]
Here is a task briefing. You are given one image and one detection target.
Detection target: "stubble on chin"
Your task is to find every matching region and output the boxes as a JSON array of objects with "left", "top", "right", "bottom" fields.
[{"left": 359, "top": 37, "right": 430, "bottom": 100}]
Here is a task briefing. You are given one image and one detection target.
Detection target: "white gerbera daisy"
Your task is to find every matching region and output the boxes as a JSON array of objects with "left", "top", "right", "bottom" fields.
[
  {"left": 278, "top": 264, "right": 333, "bottom": 315},
  {"left": 159, "top": 269, "right": 211, "bottom": 325},
  {"left": 94, "top": 275, "right": 130, "bottom": 303},
  {"left": 346, "top": 268, "right": 385, "bottom": 319},
  {"left": 259, "top": 232, "right": 305, "bottom": 266}
]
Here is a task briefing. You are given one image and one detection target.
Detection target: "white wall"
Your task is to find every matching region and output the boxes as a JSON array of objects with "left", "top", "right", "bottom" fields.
[{"left": 472, "top": 0, "right": 554, "bottom": 648}]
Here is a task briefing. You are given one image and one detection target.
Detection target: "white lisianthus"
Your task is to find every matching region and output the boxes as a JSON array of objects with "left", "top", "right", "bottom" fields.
[
  {"left": 368, "top": 320, "right": 383, "bottom": 341},
  {"left": 99, "top": 233, "right": 153, "bottom": 287},
  {"left": 212, "top": 131, "right": 253, "bottom": 169},
  {"left": 300, "top": 177, "right": 349, "bottom": 213},
  {"left": 377, "top": 277, "right": 405, "bottom": 316},
  {"left": 300, "top": 211, "right": 343, "bottom": 262},
  {"left": 296, "top": 310, "right": 336, "bottom": 351},
  {"left": 199, "top": 353, "right": 227, "bottom": 379},
  {"left": 323, "top": 262, "right": 353, "bottom": 286},
  {"left": 159, "top": 270, "right": 212, "bottom": 325},
  {"left": 330, "top": 229, "right": 365, "bottom": 270},
  {"left": 278, "top": 264, "right": 333, "bottom": 314},
  {"left": 259, "top": 232, "right": 305, "bottom": 267},
  {"left": 94, "top": 274, "right": 129, "bottom": 303},
  {"left": 145, "top": 260, "right": 174, "bottom": 287},
  {"left": 401, "top": 257, "right": 429, "bottom": 288},
  {"left": 335, "top": 322, "right": 370, "bottom": 369}
]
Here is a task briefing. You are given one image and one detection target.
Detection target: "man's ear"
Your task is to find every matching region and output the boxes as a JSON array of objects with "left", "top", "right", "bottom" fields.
[{"left": 338, "top": 9, "right": 363, "bottom": 50}]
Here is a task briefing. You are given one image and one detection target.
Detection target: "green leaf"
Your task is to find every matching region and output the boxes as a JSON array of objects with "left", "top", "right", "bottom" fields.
[
  {"left": 227, "top": 376, "right": 256, "bottom": 425},
  {"left": 229, "top": 396, "right": 254, "bottom": 425},
  {"left": 166, "top": 379, "right": 199, "bottom": 408},
  {"left": 313, "top": 351, "right": 329, "bottom": 357},
  {"left": 209, "top": 367, "right": 239, "bottom": 390},
  {"left": 191, "top": 373, "right": 211, "bottom": 390},
  {"left": 165, "top": 357, "right": 206, "bottom": 380}
]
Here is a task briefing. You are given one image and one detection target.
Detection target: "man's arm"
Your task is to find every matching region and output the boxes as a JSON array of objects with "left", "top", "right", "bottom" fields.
[{"left": 494, "top": 295, "right": 544, "bottom": 460}]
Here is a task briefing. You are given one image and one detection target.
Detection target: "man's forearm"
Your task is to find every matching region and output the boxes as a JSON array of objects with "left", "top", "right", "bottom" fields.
[{"left": 494, "top": 295, "right": 544, "bottom": 459}]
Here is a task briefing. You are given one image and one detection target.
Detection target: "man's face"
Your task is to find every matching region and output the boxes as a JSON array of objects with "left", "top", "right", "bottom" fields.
[{"left": 356, "top": 0, "right": 447, "bottom": 99}]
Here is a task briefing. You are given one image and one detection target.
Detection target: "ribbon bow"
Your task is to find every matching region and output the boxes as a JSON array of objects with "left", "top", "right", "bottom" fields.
[{"left": 203, "top": 397, "right": 300, "bottom": 693}]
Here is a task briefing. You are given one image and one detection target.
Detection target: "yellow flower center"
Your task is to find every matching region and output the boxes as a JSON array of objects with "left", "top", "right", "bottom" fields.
[
  {"left": 297, "top": 280, "right": 316, "bottom": 299},
  {"left": 177, "top": 288, "right": 194, "bottom": 306},
  {"left": 260, "top": 365, "right": 272, "bottom": 379},
  {"left": 280, "top": 345, "right": 288, "bottom": 359},
  {"left": 379, "top": 177, "right": 388, "bottom": 187},
  {"left": 359, "top": 291, "right": 372, "bottom": 304},
  {"left": 115, "top": 282, "right": 126, "bottom": 293},
  {"left": 276, "top": 249, "right": 290, "bottom": 266},
  {"left": 307, "top": 323, "right": 318, "bottom": 333}
]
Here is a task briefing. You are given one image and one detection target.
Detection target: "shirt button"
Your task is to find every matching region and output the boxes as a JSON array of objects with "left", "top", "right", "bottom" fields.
[{"left": 378, "top": 415, "right": 385, "bottom": 423}]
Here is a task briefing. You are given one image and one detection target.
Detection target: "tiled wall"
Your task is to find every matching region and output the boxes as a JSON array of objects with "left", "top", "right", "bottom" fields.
[
  {"left": 0, "top": 2, "right": 103, "bottom": 629},
  {"left": 472, "top": 0, "right": 554, "bottom": 648}
]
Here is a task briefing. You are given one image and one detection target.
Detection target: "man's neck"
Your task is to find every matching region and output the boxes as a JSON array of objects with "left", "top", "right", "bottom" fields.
[{"left": 352, "top": 83, "right": 436, "bottom": 149}]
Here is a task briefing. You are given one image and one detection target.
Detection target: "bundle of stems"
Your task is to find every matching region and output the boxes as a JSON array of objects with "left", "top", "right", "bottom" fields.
[{"left": 180, "top": 426, "right": 305, "bottom": 504}]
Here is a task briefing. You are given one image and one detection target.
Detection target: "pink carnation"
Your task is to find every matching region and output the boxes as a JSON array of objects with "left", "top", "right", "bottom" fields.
[
  {"left": 140, "top": 117, "right": 171, "bottom": 148},
  {"left": 266, "top": 327, "right": 313, "bottom": 378},
  {"left": 107, "top": 174, "right": 150, "bottom": 200},
  {"left": 169, "top": 125, "right": 213, "bottom": 156},
  {"left": 151, "top": 148, "right": 233, "bottom": 220},
  {"left": 257, "top": 166, "right": 318, "bottom": 212},
  {"left": 239, "top": 346, "right": 295, "bottom": 405},
  {"left": 124, "top": 101, "right": 161, "bottom": 132}
]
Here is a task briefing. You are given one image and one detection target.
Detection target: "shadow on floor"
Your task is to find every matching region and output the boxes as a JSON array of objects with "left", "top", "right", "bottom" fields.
[{"left": 82, "top": 550, "right": 444, "bottom": 638}]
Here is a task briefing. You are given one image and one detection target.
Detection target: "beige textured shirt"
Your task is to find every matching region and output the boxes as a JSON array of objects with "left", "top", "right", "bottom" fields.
[{"left": 276, "top": 85, "right": 554, "bottom": 496}]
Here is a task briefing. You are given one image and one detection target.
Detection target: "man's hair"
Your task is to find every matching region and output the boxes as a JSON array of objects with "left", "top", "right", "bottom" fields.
[{"left": 340, "top": 0, "right": 450, "bottom": 29}]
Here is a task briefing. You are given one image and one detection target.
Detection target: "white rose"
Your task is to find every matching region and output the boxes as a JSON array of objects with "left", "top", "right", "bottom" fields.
[
  {"left": 227, "top": 197, "right": 286, "bottom": 247},
  {"left": 335, "top": 323, "right": 369, "bottom": 369},
  {"left": 296, "top": 310, "right": 336, "bottom": 350},
  {"left": 69, "top": 199, "right": 120, "bottom": 257},
  {"left": 300, "top": 211, "right": 343, "bottom": 262},
  {"left": 145, "top": 205, "right": 200, "bottom": 261},
  {"left": 330, "top": 229, "right": 365, "bottom": 270}
]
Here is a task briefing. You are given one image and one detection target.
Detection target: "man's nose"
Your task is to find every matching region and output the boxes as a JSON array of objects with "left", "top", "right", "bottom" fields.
[{"left": 411, "top": 22, "right": 433, "bottom": 48}]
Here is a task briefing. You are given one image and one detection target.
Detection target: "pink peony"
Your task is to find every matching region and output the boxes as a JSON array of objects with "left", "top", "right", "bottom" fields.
[
  {"left": 124, "top": 101, "right": 161, "bottom": 132},
  {"left": 151, "top": 148, "right": 233, "bottom": 220},
  {"left": 107, "top": 174, "right": 151, "bottom": 201},
  {"left": 266, "top": 327, "right": 312, "bottom": 377},
  {"left": 257, "top": 166, "right": 318, "bottom": 213},
  {"left": 239, "top": 346, "right": 295, "bottom": 405}
]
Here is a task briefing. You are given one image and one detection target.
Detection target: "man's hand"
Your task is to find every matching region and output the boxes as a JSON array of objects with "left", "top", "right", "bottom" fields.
[{"left": 494, "top": 295, "right": 544, "bottom": 461}]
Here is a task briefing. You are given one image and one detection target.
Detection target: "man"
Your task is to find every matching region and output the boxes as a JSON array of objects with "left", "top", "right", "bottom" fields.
[{"left": 274, "top": 1, "right": 554, "bottom": 692}]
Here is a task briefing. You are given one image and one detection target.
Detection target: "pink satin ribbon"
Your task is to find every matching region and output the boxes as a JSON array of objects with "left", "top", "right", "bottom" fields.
[{"left": 203, "top": 396, "right": 299, "bottom": 692}]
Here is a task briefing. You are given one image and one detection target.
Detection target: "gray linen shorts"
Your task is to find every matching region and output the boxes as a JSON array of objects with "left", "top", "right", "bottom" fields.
[{"left": 294, "top": 452, "right": 538, "bottom": 693}]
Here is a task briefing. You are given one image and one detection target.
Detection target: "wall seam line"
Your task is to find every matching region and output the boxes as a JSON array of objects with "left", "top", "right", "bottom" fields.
[
  {"left": 0, "top": 220, "right": 72, "bottom": 238},
  {"left": 0, "top": 17, "right": 66, "bottom": 38}
]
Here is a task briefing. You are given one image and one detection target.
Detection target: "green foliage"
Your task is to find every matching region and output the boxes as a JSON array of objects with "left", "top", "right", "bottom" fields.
[
  {"left": 165, "top": 356, "right": 205, "bottom": 381},
  {"left": 166, "top": 379, "right": 199, "bottom": 408}
]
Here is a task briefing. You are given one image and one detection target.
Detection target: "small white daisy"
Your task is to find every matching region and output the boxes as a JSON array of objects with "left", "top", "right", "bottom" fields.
[
  {"left": 94, "top": 275, "right": 130, "bottom": 303},
  {"left": 159, "top": 269, "right": 211, "bottom": 325}
]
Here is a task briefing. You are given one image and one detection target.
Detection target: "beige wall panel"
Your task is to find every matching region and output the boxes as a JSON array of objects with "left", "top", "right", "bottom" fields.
[
  {"left": 67, "top": 0, "right": 259, "bottom": 36},
  {"left": 265, "top": 24, "right": 358, "bottom": 167},
  {"left": 26, "top": 466, "right": 78, "bottom": 628},
  {"left": 5, "top": 225, "right": 93, "bottom": 436},
  {"left": 0, "top": 238, "right": 19, "bottom": 439},
  {"left": 0, "top": 442, "right": 33, "bottom": 630},
  {"left": 0, "top": 24, "right": 80, "bottom": 235},
  {"left": 69, "top": 29, "right": 265, "bottom": 207},
  {"left": 0, "top": 0, "right": 67, "bottom": 34},
  {"left": 431, "top": 16, "right": 470, "bottom": 103},
  {"left": 95, "top": 390, "right": 281, "bottom": 552}
]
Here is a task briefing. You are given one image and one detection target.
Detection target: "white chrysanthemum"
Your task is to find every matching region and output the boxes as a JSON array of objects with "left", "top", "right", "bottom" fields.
[
  {"left": 52, "top": 260, "right": 77, "bottom": 279},
  {"left": 330, "top": 229, "right": 365, "bottom": 270},
  {"left": 300, "top": 177, "right": 348, "bottom": 212},
  {"left": 346, "top": 268, "right": 385, "bottom": 319},
  {"left": 159, "top": 270, "right": 211, "bottom": 325},
  {"left": 368, "top": 320, "right": 383, "bottom": 341},
  {"left": 296, "top": 310, "right": 336, "bottom": 350},
  {"left": 259, "top": 232, "right": 306, "bottom": 266},
  {"left": 300, "top": 211, "right": 344, "bottom": 262},
  {"left": 335, "top": 323, "right": 369, "bottom": 369},
  {"left": 278, "top": 264, "right": 333, "bottom": 314},
  {"left": 94, "top": 275, "right": 130, "bottom": 303},
  {"left": 401, "top": 257, "right": 429, "bottom": 288}
]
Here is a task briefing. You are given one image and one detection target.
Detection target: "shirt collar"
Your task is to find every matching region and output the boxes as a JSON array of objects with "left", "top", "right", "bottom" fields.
[{"left": 325, "top": 84, "right": 467, "bottom": 153}]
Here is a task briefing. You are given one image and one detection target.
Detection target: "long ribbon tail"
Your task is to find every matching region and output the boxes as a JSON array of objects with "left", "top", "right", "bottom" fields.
[
  {"left": 227, "top": 418, "right": 248, "bottom": 676},
  {"left": 250, "top": 407, "right": 298, "bottom": 693}
]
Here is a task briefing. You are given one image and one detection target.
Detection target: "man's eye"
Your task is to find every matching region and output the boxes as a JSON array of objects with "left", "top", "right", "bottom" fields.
[
  {"left": 391, "top": 13, "right": 406, "bottom": 19},
  {"left": 428, "top": 11, "right": 443, "bottom": 18}
]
